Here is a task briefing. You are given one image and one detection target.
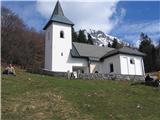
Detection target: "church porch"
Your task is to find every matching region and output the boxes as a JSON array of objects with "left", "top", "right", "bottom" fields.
[{"left": 72, "top": 66, "right": 89, "bottom": 74}]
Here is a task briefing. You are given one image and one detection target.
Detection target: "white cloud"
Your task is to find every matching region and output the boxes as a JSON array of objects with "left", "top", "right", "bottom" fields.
[
  {"left": 113, "top": 20, "right": 160, "bottom": 46},
  {"left": 117, "top": 21, "right": 160, "bottom": 34},
  {"left": 36, "top": 0, "right": 125, "bottom": 33}
]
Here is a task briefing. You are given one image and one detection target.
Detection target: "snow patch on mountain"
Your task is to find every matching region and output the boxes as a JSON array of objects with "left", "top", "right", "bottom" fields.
[{"left": 84, "top": 29, "right": 129, "bottom": 46}]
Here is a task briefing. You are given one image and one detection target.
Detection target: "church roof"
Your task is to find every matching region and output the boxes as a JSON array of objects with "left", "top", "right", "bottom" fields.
[
  {"left": 71, "top": 42, "right": 145, "bottom": 61},
  {"left": 71, "top": 42, "right": 114, "bottom": 61},
  {"left": 102, "top": 47, "right": 146, "bottom": 59},
  {"left": 43, "top": 1, "right": 74, "bottom": 30},
  {"left": 52, "top": 0, "right": 64, "bottom": 16}
]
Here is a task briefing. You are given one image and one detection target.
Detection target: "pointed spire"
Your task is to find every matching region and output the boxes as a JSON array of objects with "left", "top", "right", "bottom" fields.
[
  {"left": 43, "top": 0, "right": 74, "bottom": 30},
  {"left": 52, "top": 1, "right": 64, "bottom": 17}
]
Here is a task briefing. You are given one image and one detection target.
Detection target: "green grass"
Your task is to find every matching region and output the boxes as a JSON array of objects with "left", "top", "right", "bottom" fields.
[{"left": 2, "top": 68, "right": 160, "bottom": 120}]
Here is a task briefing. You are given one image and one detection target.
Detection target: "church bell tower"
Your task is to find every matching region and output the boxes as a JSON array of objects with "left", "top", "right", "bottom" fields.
[{"left": 43, "top": 1, "right": 74, "bottom": 72}]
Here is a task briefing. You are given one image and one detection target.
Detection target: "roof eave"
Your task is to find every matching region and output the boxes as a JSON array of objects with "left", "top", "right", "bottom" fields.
[
  {"left": 101, "top": 52, "right": 119, "bottom": 60},
  {"left": 43, "top": 21, "right": 52, "bottom": 30},
  {"left": 71, "top": 54, "right": 88, "bottom": 59},
  {"left": 101, "top": 51, "right": 145, "bottom": 60},
  {"left": 119, "top": 51, "right": 146, "bottom": 57},
  {"left": 43, "top": 20, "right": 74, "bottom": 30}
]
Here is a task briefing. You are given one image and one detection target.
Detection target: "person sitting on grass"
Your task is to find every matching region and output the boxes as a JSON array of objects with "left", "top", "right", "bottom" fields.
[
  {"left": 145, "top": 74, "right": 153, "bottom": 82},
  {"left": 3, "top": 64, "right": 16, "bottom": 76}
]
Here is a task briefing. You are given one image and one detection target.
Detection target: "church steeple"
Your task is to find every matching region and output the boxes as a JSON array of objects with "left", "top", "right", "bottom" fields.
[
  {"left": 52, "top": 1, "right": 64, "bottom": 16},
  {"left": 43, "top": 0, "right": 74, "bottom": 30}
]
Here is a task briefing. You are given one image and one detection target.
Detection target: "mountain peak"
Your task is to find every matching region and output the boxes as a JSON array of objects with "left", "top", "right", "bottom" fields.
[{"left": 86, "top": 29, "right": 129, "bottom": 46}]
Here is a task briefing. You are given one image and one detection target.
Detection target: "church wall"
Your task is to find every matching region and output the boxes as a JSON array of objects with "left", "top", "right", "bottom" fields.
[
  {"left": 70, "top": 57, "right": 89, "bottom": 73},
  {"left": 51, "top": 22, "right": 72, "bottom": 72},
  {"left": 88, "top": 55, "right": 121, "bottom": 74},
  {"left": 70, "top": 58, "right": 88, "bottom": 67},
  {"left": 102, "top": 55, "right": 121, "bottom": 74},
  {"left": 44, "top": 25, "right": 53, "bottom": 71},
  {"left": 90, "top": 61, "right": 103, "bottom": 73},
  {"left": 119, "top": 54, "right": 145, "bottom": 75}
]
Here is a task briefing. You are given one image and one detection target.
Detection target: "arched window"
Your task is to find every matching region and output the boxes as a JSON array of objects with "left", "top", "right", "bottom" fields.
[{"left": 60, "top": 31, "right": 64, "bottom": 38}]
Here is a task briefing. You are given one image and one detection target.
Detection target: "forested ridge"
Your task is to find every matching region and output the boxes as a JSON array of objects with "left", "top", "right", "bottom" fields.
[{"left": 1, "top": 6, "right": 44, "bottom": 71}]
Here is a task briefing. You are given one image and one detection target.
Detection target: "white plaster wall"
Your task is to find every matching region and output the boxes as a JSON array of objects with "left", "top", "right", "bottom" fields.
[
  {"left": 70, "top": 57, "right": 88, "bottom": 67},
  {"left": 45, "top": 22, "right": 89, "bottom": 72},
  {"left": 119, "top": 54, "right": 145, "bottom": 75},
  {"left": 44, "top": 25, "right": 52, "bottom": 71},
  {"left": 120, "top": 56, "right": 129, "bottom": 74},
  {"left": 102, "top": 55, "right": 121, "bottom": 74},
  {"left": 52, "top": 22, "right": 72, "bottom": 72},
  {"left": 71, "top": 57, "right": 88, "bottom": 73}
]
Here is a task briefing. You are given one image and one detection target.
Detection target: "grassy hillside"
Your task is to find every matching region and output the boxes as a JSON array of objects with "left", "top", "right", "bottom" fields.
[{"left": 2, "top": 68, "right": 160, "bottom": 120}]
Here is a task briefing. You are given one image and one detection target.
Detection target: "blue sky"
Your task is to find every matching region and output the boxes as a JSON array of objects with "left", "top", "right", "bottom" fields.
[
  {"left": 110, "top": 1, "right": 160, "bottom": 45},
  {"left": 2, "top": 0, "right": 160, "bottom": 45}
]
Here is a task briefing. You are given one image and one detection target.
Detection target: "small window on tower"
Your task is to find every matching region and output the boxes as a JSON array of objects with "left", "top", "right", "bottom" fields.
[
  {"left": 60, "top": 31, "right": 64, "bottom": 38},
  {"left": 130, "top": 58, "right": 135, "bottom": 64},
  {"left": 61, "top": 52, "right": 63, "bottom": 56}
]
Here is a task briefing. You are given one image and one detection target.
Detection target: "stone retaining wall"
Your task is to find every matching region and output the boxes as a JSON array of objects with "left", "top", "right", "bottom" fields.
[
  {"left": 42, "top": 70, "right": 145, "bottom": 81},
  {"left": 78, "top": 73, "right": 145, "bottom": 81}
]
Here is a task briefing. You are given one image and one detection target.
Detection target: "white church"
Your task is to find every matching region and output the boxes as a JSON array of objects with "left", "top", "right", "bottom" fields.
[{"left": 43, "top": 1, "right": 145, "bottom": 76}]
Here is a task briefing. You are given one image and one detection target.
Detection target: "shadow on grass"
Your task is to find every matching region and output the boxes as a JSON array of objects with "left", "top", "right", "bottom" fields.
[
  {"left": 130, "top": 82, "right": 145, "bottom": 86},
  {"left": 131, "top": 81, "right": 160, "bottom": 88}
]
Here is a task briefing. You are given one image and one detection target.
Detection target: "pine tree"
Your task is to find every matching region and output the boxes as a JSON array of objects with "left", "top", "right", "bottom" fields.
[
  {"left": 87, "top": 33, "right": 93, "bottom": 45},
  {"left": 155, "top": 40, "right": 160, "bottom": 71},
  {"left": 77, "top": 30, "right": 87, "bottom": 43},
  {"left": 140, "top": 32, "right": 145, "bottom": 41},
  {"left": 108, "top": 42, "right": 111, "bottom": 47},
  {"left": 111, "top": 38, "right": 123, "bottom": 48},
  {"left": 72, "top": 27, "right": 78, "bottom": 42},
  {"left": 139, "top": 33, "right": 156, "bottom": 72},
  {"left": 112, "top": 38, "right": 118, "bottom": 48}
]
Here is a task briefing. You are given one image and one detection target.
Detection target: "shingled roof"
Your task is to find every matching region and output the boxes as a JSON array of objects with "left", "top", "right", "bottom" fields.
[
  {"left": 102, "top": 47, "right": 146, "bottom": 59},
  {"left": 43, "top": 1, "right": 74, "bottom": 30},
  {"left": 71, "top": 42, "right": 114, "bottom": 61},
  {"left": 71, "top": 42, "right": 145, "bottom": 61}
]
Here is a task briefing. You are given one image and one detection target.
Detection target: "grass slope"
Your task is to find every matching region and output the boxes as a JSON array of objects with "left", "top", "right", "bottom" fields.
[{"left": 2, "top": 68, "right": 160, "bottom": 120}]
